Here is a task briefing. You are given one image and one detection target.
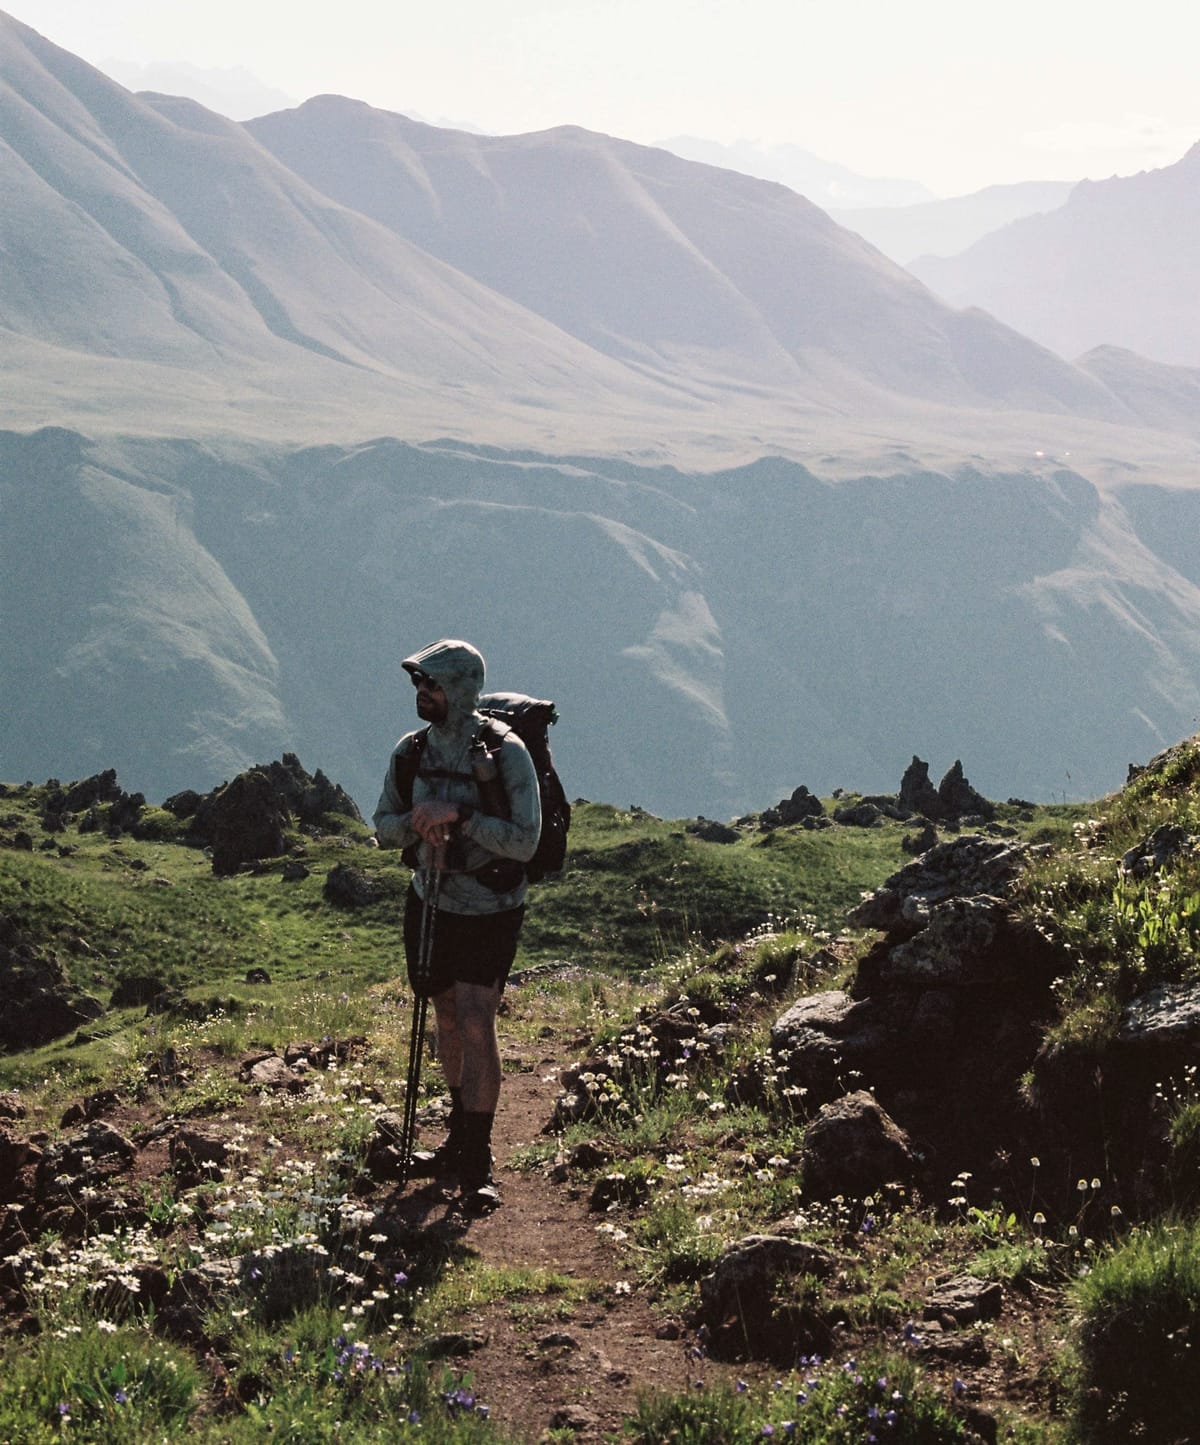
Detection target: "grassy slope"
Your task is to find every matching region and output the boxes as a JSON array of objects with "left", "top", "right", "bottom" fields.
[{"left": 4, "top": 765, "right": 1192, "bottom": 1443}]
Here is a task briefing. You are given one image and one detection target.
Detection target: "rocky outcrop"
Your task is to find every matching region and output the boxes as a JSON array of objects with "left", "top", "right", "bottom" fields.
[
  {"left": 1121, "top": 823, "right": 1197, "bottom": 878},
  {"left": 847, "top": 835, "right": 1030, "bottom": 938},
  {"left": 38, "top": 770, "right": 146, "bottom": 837},
  {"left": 773, "top": 835, "right": 1067, "bottom": 1197},
  {"left": 254, "top": 754, "right": 362, "bottom": 828},
  {"left": 778, "top": 786, "right": 826, "bottom": 825},
  {"left": 207, "top": 769, "right": 287, "bottom": 876},
  {"left": 937, "top": 760, "right": 995, "bottom": 821},
  {"left": 174, "top": 754, "right": 362, "bottom": 873},
  {"left": 898, "top": 756, "right": 994, "bottom": 822},
  {"left": 899, "top": 757, "right": 945, "bottom": 819}
]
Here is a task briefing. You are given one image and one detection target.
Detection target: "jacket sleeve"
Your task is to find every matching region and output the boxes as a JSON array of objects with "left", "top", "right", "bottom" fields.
[
  {"left": 459, "top": 734, "right": 541, "bottom": 863},
  {"left": 372, "top": 738, "right": 420, "bottom": 850}
]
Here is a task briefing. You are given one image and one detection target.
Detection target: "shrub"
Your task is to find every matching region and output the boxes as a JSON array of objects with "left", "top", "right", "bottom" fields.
[{"left": 1067, "top": 1220, "right": 1200, "bottom": 1443}]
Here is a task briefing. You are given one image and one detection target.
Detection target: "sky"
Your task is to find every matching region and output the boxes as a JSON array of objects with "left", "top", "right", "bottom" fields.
[{"left": 8, "top": 0, "right": 1200, "bottom": 197}]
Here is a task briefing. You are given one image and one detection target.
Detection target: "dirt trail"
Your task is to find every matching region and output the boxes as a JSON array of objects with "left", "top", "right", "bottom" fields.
[{"left": 377, "top": 1049, "right": 710, "bottom": 1442}]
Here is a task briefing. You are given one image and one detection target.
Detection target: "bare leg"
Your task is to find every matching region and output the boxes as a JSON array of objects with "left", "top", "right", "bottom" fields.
[
  {"left": 430, "top": 987, "right": 460, "bottom": 1088},
  {"left": 454, "top": 980, "right": 502, "bottom": 1113}
]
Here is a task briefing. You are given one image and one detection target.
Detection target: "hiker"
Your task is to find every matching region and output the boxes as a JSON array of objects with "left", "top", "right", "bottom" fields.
[{"left": 373, "top": 639, "right": 541, "bottom": 1215}]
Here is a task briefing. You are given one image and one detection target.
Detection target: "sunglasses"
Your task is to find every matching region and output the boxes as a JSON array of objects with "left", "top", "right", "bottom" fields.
[{"left": 409, "top": 671, "right": 443, "bottom": 691}]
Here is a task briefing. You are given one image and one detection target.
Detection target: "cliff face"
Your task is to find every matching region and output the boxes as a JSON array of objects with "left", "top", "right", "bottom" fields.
[{"left": 6, "top": 429, "right": 1200, "bottom": 819}]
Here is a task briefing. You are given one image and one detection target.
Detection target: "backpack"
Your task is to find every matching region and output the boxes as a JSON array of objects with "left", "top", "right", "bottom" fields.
[{"left": 393, "top": 691, "right": 570, "bottom": 884}]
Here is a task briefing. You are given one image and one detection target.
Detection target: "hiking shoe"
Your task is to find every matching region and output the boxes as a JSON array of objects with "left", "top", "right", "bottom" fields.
[
  {"left": 406, "top": 1141, "right": 460, "bottom": 1179},
  {"left": 459, "top": 1180, "right": 501, "bottom": 1216}
]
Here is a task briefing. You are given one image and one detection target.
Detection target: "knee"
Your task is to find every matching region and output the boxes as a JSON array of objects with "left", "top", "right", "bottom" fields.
[{"left": 457, "top": 1013, "right": 495, "bottom": 1053}]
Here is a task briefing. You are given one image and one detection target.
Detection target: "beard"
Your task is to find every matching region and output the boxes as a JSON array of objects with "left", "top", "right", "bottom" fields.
[{"left": 415, "top": 692, "right": 448, "bottom": 725}]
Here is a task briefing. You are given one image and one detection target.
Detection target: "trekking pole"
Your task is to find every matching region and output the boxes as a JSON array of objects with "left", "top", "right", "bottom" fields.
[{"left": 398, "top": 847, "right": 443, "bottom": 1185}]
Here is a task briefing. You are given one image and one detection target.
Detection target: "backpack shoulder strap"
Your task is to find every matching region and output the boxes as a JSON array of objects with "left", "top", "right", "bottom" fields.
[{"left": 392, "top": 728, "right": 429, "bottom": 810}]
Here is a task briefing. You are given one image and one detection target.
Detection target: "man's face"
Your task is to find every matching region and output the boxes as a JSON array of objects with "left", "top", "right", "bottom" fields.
[{"left": 411, "top": 671, "right": 449, "bottom": 724}]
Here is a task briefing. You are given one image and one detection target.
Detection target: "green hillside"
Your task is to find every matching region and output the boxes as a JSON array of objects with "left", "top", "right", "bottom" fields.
[{"left": 1, "top": 755, "right": 1195, "bottom": 1443}]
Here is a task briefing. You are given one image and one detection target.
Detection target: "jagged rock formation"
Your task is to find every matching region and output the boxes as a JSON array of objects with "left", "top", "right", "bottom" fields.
[
  {"left": 898, "top": 756, "right": 994, "bottom": 822},
  {"left": 168, "top": 753, "right": 363, "bottom": 874}
]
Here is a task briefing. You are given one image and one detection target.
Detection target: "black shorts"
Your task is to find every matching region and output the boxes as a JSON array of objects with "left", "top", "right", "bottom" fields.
[{"left": 403, "top": 885, "right": 525, "bottom": 998}]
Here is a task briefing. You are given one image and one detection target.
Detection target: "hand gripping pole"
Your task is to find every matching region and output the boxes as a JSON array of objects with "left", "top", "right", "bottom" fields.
[{"left": 398, "top": 848, "right": 443, "bottom": 1186}]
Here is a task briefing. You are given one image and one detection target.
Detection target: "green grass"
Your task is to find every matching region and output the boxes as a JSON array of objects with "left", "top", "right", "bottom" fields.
[
  {"left": 1065, "top": 1219, "right": 1200, "bottom": 1444},
  {"left": 1017, "top": 739, "right": 1200, "bottom": 1047},
  {"left": 0, "top": 764, "right": 1184, "bottom": 1445}
]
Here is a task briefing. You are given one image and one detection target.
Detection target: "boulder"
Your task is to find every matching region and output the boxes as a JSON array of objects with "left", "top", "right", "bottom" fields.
[
  {"left": 902, "top": 821, "right": 938, "bottom": 856},
  {"left": 0, "top": 1127, "right": 32, "bottom": 1198},
  {"left": 364, "top": 1110, "right": 408, "bottom": 1180},
  {"left": 699, "top": 1234, "right": 837, "bottom": 1328},
  {"left": 686, "top": 817, "right": 740, "bottom": 844},
  {"left": 799, "top": 1090, "right": 917, "bottom": 1199},
  {"left": 862, "top": 895, "right": 1010, "bottom": 989},
  {"left": 241, "top": 1054, "right": 304, "bottom": 1092},
  {"left": 923, "top": 1274, "right": 1004, "bottom": 1328},
  {"left": 770, "top": 991, "right": 894, "bottom": 1105},
  {"left": 323, "top": 863, "right": 379, "bottom": 908},
  {"left": 0, "top": 1093, "right": 27, "bottom": 1121},
  {"left": 778, "top": 786, "right": 825, "bottom": 825},
  {"left": 833, "top": 802, "right": 881, "bottom": 827},
  {"left": 170, "top": 1125, "right": 230, "bottom": 1180},
  {"left": 1118, "top": 982, "right": 1200, "bottom": 1050}
]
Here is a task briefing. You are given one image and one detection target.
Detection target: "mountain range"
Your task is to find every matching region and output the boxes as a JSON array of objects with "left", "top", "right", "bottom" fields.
[
  {"left": 829, "top": 180, "right": 1076, "bottom": 266},
  {"left": 910, "top": 144, "right": 1200, "bottom": 369},
  {"left": 3, "top": 9, "right": 1200, "bottom": 820}
]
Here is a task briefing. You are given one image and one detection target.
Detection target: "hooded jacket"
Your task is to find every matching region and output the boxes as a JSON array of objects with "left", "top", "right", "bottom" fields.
[{"left": 373, "top": 639, "right": 541, "bottom": 915}]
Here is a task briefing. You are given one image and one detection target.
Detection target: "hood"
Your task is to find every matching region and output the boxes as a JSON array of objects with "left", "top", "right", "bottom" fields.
[{"left": 402, "top": 638, "right": 485, "bottom": 724}]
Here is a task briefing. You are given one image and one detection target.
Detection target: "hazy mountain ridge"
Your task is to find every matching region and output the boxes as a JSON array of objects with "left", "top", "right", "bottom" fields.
[
  {"left": 911, "top": 143, "right": 1200, "bottom": 368},
  {"left": 655, "top": 133, "right": 936, "bottom": 208},
  {"left": 4, "top": 17, "right": 1200, "bottom": 822},
  {"left": 830, "top": 180, "right": 1077, "bottom": 265},
  {"left": 0, "top": 11, "right": 702, "bottom": 445},
  {"left": 245, "top": 96, "right": 1125, "bottom": 421},
  {"left": 5, "top": 12, "right": 1199, "bottom": 457}
]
